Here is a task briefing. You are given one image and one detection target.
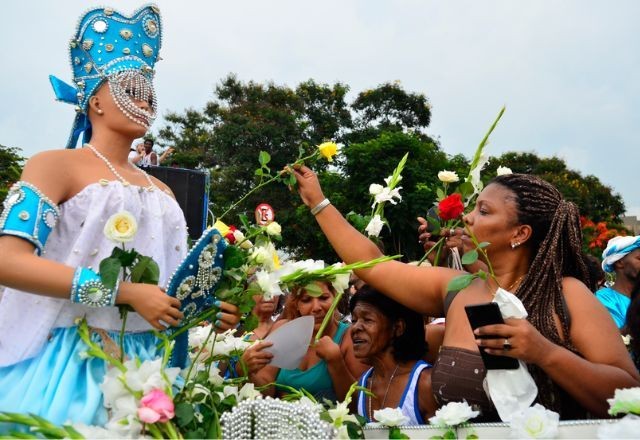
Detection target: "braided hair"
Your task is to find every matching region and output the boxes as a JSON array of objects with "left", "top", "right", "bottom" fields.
[{"left": 490, "top": 173, "right": 590, "bottom": 415}]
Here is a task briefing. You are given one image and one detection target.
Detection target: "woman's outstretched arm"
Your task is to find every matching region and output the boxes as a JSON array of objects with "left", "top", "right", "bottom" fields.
[{"left": 292, "top": 165, "right": 459, "bottom": 316}]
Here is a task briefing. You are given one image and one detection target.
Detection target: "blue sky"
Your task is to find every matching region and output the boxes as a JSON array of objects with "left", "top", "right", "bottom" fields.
[{"left": 1, "top": 0, "right": 638, "bottom": 216}]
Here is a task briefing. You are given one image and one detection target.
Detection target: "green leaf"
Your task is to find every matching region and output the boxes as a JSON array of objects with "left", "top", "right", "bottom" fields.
[
  {"left": 254, "top": 168, "right": 264, "bottom": 176},
  {"left": 426, "top": 216, "right": 442, "bottom": 235},
  {"left": 457, "top": 181, "right": 475, "bottom": 199},
  {"left": 287, "top": 172, "right": 297, "bottom": 186},
  {"left": 185, "top": 429, "right": 206, "bottom": 439},
  {"left": 436, "top": 187, "right": 445, "bottom": 201},
  {"left": 224, "top": 246, "right": 246, "bottom": 269},
  {"left": 62, "top": 425, "right": 84, "bottom": 440},
  {"left": 390, "top": 427, "right": 410, "bottom": 439},
  {"left": 175, "top": 402, "right": 195, "bottom": 426},
  {"left": 461, "top": 249, "right": 478, "bottom": 265},
  {"left": 130, "top": 256, "right": 160, "bottom": 285},
  {"left": 477, "top": 241, "right": 490, "bottom": 249},
  {"left": 476, "top": 270, "right": 488, "bottom": 280},
  {"left": 117, "top": 249, "right": 138, "bottom": 267},
  {"left": 466, "top": 433, "right": 479, "bottom": 439},
  {"left": 243, "top": 313, "right": 259, "bottom": 332},
  {"left": 444, "top": 429, "right": 457, "bottom": 440},
  {"left": 446, "top": 274, "right": 475, "bottom": 292},
  {"left": 303, "top": 283, "right": 323, "bottom": 297},
  {"left": 258, "top": 151, "right": 271, "bottom": 166},
  {"left": 99, "top": 257, "right": 122, "bottom": 290}
]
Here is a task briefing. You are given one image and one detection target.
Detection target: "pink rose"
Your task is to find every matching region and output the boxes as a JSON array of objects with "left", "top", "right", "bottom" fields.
[{"left": 137, "top": 389, "right": 175, "bottom": 423}]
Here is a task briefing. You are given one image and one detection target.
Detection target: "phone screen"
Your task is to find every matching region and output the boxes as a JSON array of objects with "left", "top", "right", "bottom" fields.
[{"left": 464, "top": 302, "right": 519, "bottom": 370}]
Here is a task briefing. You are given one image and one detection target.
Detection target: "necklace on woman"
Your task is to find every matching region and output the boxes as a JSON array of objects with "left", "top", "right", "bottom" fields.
[
  {"left": 85, "top": 143, "right": 157, "bottom": 191},
  {"left": 367, "top": 364, "right": 399, "bottom": 422}
]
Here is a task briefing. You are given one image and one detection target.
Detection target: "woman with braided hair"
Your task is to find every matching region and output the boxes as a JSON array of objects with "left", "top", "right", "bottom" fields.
[{"left": 292, "top": 165, "right": 639, "bottom": 421}]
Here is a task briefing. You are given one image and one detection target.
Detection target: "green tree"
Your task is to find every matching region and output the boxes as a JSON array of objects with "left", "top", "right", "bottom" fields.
[
  {"left": 0, "top": 144, "right": 24, "bottom": 206},
  {"left": 486, "top": 152, "right": 625, "bottom": 222}
]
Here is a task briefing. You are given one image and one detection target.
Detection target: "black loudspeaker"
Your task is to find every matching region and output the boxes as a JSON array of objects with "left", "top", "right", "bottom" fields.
[{"left": 142, "top": 166, "right": 209, "bottom": 241}]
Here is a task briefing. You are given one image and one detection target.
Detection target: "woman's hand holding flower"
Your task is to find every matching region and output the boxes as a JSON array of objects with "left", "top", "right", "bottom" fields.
[
  {"left": 292, "top": 165, "right": 326, "bottom": 209},
  {"left": 240, "top": 340, "right": 274, "bottom": 375},
  {"left": 118, "top": 283, "right": 183, "bottom": 331},
  {"left": 314, "top": 335, "right": 342, "bottom": 363}
]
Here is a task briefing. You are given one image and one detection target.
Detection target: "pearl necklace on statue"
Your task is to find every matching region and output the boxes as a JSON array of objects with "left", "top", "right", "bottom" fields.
[{"left": 85, "top": 143, "right": 157, "bottom": 191}]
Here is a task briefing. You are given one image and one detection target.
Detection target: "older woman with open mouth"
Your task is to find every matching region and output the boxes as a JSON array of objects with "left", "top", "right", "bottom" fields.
[{"left": 351, "top": 285, "right": 438, "bottom": 424}]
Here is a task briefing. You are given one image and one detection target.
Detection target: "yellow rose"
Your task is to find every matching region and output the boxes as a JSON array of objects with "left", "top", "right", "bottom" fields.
[
  {"left": 318, "top": 141, "right": 340, "bottom": 162},
  {"left": 103, "top": 211, "right": 138, "bottom": 243},
  {"left": 214, "top": 220, "right": 230, "bottom": 237}
]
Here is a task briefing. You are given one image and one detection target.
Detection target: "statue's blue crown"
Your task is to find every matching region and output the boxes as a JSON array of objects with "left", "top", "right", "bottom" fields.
[{"left": 49, "top": 4, "right": 163, "bottom": 148}]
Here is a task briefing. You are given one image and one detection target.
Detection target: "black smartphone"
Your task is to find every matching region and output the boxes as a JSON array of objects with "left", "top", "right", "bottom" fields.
[{"left": 464, "top": 302, "right": 519, "bottom": 370}]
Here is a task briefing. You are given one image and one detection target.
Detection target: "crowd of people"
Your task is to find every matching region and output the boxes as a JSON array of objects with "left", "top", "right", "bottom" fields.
[{"left": 1, "top": 3, "right": 639, "bottom": 433}]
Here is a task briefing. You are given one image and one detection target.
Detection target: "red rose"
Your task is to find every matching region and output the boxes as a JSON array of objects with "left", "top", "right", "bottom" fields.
[
  {"left": 224, "top": 225, "right": 238, "bottom": 244},
  {"left": 438, "top": 193, "right": 464, "bottom": 221}
]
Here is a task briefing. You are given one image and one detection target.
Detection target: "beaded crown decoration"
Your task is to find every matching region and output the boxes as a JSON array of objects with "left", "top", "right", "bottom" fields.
[
  {"left": 49, "top": 4, "right": 162, "bottom": 148},
  {"left": 165, "top": 227, "right": 228, "bottom": 367}
]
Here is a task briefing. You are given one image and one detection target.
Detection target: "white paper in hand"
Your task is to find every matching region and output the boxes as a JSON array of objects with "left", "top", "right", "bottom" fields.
[
  {"left": 486, "top": 287, "right": 538, "bottom": 422},
  {"left": 263, "top": 316, "right": 314, "bottom": 370}
]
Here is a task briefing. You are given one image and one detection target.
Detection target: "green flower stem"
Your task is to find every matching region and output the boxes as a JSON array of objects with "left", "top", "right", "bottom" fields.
[
  {"left": 218, "top": 151, "right": 320, "bottom": 222},
  {"left": 463, "top": 224, "right": 495, "bottom": 279},
  {"left": 184, "top": 324, "right": 216, "bottom": 383},
  {"left": 163, "top": 420, "right": 181, "bottom": 440},
  {"left": 146, "top": 423, "right": 164, "bottom": 439},
  {"left": 218, "top": 175, "right": 282, "bottom": 221},
  {"left": 159, "top": 305, "right": 220, "bottom": 347},
  {"left": 77, "top": 319, "right": 126, "bottom": 372},
  {"left": 417, "top": 236, "right": 446, "bottom": 266},
  {"left": 314, "top": 290, "right": 343, "bottom": 343},
  {"left": 119, "top": 309, "right": 128, "bottom": 363}
]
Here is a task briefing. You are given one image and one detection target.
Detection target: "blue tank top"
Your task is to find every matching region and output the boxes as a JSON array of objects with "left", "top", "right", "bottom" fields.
[
  {"left": 356, "top": 360, "right": 431, "bottom": 425},
  {"left": 275, "top": 321, "right": 349, "bottom": 401}
]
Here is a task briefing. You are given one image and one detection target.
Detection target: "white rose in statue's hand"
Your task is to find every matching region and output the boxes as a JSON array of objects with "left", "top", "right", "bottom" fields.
[
  {"left": 429, "top": 401, "right": 479, "bottom": 427},
  {"left": 103, "top": 211, "right": 138, "bottom": 243},
  {"left": 608, "top": 387, "right": 640, "bottom": 416},
  {"left": 373, "top": 407, "right": 409, "bottom": 427},
  {"left": 265, "top": 221, "right": 282, "bottom": 236},
  {"left": 437, "top": 170, "right": 459, "bottom": 183},
  {"left": 509, "top": 404, "right": 559, "bottom": 439}
]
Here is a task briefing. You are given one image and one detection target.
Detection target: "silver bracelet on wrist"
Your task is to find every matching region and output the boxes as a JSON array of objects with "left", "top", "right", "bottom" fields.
[{"left": 310, "top": 198, "right": 331, "bottom": 216}]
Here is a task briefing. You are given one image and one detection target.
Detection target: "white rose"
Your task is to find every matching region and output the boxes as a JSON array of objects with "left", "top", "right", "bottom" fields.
[
  {"left": 373, "top": 187, "right": 402, "bottom": 207},
  {"left": 438, "top": 170, "right": 459, "bottom": 183},
  {"left": 103, "top": 211, "right": 138, "bottom": 243},
  {"left": 497, "top": 165, "right": 513, "bottom": 176},
  {"left": 233, "top": 230, "right": 254, "bottom": 249},
  {"left": 598, "top": 414, "right": 640, "bottom": 439},
  {"left": 374, "top": 407, "right": 410, "bottom": 427},
  {"left": 331, "top": 267, "right": 351, "bottom": 293},
  {"left": 608, "top": 387, "right": 640, "bottom": 415},
  {"left": 208, "top": 365, "right": 225, "bottom": 386},
  {"left": 369, "top": 183, "right": 384, "bottom": 195},
  {"left": 365, "top": 215, "right": 385, "bottom": 237},
  {"left": 328, "top": 401, "right": 359, "bottom": 424},
  {"left": 265, "top": 221, "right": 282, "bottom": 236},
  {"left": 429, "top": 401, "right": 479, "bottom": 427},
  {"left": 255, "top": 269, "right": 284, "bottom": 300},
  {"left": 509, "top": 404, "right": 559, "bottom": 439},
  {"left": 336, "top": 425, "right": 350, "bottom": 440},
  {"left": 238, "top": 383, "right": 262, "bottom": 401},
  {"left": 622, "top": 334, "right": 632, "bottom": 346}
]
